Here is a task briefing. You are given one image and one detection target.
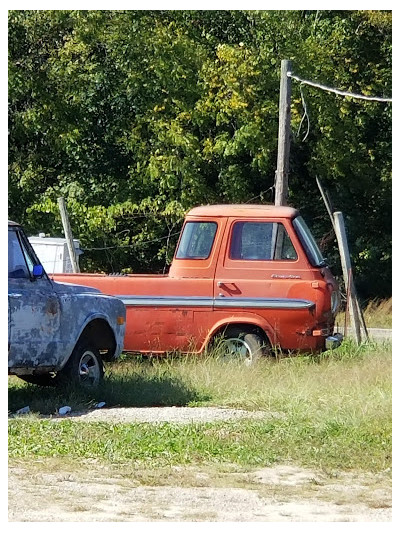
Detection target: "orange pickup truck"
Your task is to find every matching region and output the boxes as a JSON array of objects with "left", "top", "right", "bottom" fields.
[{"left": 53, "top": 204, "right": 342, "bottom": 363}]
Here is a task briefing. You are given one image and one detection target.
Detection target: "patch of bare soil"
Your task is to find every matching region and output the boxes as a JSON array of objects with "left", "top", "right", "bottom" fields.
[
  {"left": 8, "top": 461, "right": 391, "bottom": 522},
  {"left": 8, "top": 407, "right": 392, "bottom": 522}
]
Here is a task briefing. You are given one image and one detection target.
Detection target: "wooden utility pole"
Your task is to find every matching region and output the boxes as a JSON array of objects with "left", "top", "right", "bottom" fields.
[
  {"left": 275, "top": 59, "right": 292, "bottom": 206},
  {"left": 57, "top": 197, "right": 80, "bottom": 273}
]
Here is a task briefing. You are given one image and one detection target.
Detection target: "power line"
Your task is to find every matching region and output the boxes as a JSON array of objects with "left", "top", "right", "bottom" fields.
[
  {"left": 297, "top": 84, "right": 310, "bottom": 141},
  {"left": 245, "top": 186, "right": 275, "bottom": 204},
  {"left": 288, "top": 72, "right": 392, "bottom": 103},
  {"left": 83, "top": 231, "right": 182, "bottom": 251}
]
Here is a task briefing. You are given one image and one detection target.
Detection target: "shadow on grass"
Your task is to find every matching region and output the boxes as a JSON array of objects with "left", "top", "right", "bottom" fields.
[{"left": 8, "top": 372, "right": 210, "bottom": 416}]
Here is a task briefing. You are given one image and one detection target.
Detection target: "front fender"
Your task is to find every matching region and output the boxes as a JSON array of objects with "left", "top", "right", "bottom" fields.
[
  {"left": 57, "top": 311, "right": 124, "bottom": 370},
  {"left": 56, "top": 292, "right": 126, "bottom": 370}
]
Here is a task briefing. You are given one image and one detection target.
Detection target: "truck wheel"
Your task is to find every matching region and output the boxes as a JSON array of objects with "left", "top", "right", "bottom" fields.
[
  {"left": 19, "top": 374, "right": 58, "bottom": 387},
  {"left": 217, "top": 327, "right": 267, "bottom": 366},
  {"left": 60, "top": 341, "right": 104, "bottom": 388}
]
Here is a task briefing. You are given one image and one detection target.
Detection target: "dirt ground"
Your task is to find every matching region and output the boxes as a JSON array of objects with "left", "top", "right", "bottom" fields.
[{"left": 8, "top": 407, "right": 392, "bottom": 522}]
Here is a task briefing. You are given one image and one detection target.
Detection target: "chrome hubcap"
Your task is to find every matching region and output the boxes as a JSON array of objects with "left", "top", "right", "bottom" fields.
[
  {"left": 79, "top": 351, "right": 101, "bottom": 386},
  {"left": 221, "top": 338, "right": 253, "bottom": 366}
]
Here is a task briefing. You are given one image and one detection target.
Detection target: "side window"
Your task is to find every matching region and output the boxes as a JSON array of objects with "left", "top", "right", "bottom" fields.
[
  {"left": 230, "top": 221, "right": 297, "bottom": 261},
  {"left": 176, "top": 222, "right": 217, "bottom": 259},
  {"left": 8, "top": 230, "right": 30, "bottom": 279}
]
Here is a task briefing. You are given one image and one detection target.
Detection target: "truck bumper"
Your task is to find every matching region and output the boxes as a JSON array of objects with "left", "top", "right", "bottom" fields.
[{"left": 325, "top": 333, "right": 343, "bottom": 350}]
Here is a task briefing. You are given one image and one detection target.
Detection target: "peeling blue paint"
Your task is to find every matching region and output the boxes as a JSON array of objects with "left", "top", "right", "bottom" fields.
[{"left": 8, "top": 223, "right": 126, "bottom": 375}]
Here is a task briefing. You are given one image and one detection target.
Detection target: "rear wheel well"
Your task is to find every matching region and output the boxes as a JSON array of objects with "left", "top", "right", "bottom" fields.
[
  {"left": 77, "top": 319, "right": 116, "bottom": 362},
  {"left": 211, "top": 323, "right": 271, "bottom": 349}
]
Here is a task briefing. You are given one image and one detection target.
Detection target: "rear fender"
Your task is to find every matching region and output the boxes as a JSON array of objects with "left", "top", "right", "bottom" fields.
[{"left": 202, "top": 314, "right": 274, "bottom": 352}]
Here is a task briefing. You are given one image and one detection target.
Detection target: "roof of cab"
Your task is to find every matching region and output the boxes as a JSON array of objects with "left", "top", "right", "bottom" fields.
[
  {"left": 8, "top": 220, "right": 21, "bottom": 227},
  {"left": 186, "top": 204, "right": 299, "bottom": 219}
]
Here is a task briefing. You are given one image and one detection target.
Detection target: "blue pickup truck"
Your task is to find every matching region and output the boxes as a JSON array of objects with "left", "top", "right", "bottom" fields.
[{"left": 8, "top": 220, "right": 126, "bottom": 388}]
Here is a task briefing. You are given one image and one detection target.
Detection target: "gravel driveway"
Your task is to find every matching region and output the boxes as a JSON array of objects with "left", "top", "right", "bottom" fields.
[{"left": 46, "top": 405, "right": 274, "bottom": 423}]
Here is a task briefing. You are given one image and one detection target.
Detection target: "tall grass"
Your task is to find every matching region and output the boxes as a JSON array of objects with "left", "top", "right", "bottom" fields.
[
  {"left": 337, "top": 297, "right": 392, "bottom": 328},
  {"left": 8, "top": 340, "right": 392, "bottom": 472},
  {"left": 362, "top": 298, "right": 392, "bottom": 328}
]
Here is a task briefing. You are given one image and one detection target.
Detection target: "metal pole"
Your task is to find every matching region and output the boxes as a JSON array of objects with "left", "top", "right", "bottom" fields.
[
  {"left": 275, "top": 59, "right": 292, "bottom": 206},
  {"left": 57, "top": 197, "right": 80, "bottom": 273}
]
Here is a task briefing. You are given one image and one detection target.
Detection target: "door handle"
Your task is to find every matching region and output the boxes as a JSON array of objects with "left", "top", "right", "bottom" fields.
[
  {"left": 9, "top": 294, "right": 22, "bottom": 298},
  {"left": 217, "top": 281, "right": 241, "bottom": 296}
]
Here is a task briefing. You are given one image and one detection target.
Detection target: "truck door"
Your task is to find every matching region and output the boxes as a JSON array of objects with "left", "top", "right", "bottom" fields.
[
  {"left": 214, "top": 217, "right": 314, "bottom": 342},
  {"left": 215, "top": 217, "right": 303, "bottom": 294},
  {"left": 8, "top": 227, "right": 61, "bottom": 369}
]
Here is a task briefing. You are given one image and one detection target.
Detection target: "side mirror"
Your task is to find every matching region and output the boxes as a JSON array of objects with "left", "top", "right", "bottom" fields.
[{"left": 32, "top": 264, "right": 44, "bottom": 278}]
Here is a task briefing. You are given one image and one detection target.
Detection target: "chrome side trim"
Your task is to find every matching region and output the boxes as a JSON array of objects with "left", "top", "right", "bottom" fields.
[
  {"left": 120, "top": 296, "right": 213, "bottom": 307},
  {"left": 214, "top": 297, "right": 314, "bottom": 309},
  {"left": 120, "top": 295, "right": 314, "bottom": 310}
]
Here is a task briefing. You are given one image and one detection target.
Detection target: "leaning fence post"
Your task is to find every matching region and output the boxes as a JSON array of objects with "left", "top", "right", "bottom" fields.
[
  {"left": 316, "top": 178, "right": 368, "bottom": 341},
  {"left": 333, "top": 211, "right": 362, "bottom": 344},
  {"left": 57, "top": 197, "right": 80, "bottom": 273}
]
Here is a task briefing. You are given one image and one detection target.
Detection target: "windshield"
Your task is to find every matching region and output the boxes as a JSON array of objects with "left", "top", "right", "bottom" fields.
[{"left": 292, "top": 216, "right": 326, "bottom": 267}]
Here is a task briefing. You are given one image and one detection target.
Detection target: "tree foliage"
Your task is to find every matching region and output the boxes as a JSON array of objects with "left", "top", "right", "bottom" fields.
[{"left": 8, "top": 10, "right": 392, "bottom": 298}]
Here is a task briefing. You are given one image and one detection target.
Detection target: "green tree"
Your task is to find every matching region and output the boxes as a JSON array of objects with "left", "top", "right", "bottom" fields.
[{"left": 8, "top": 10, "right": 391, "bottom": 297}]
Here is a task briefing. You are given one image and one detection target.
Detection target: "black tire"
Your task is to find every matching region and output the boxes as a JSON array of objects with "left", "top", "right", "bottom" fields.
[
  {"left": 215, "top": 326, "right": 268, "bottom": 366},
  {"left": 59, "top": 341, "right": 104, "bottom": 388},
  {"left": 19, "top": 373, "right": 58, "bottom": 387}
]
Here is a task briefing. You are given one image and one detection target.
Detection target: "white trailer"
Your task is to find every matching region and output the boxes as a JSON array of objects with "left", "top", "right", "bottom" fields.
[{"left": 28, "top": 234, "right": 83, "bottom": 274}]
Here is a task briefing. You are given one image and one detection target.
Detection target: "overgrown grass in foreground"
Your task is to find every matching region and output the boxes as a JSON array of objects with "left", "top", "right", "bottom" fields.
[{"left": 8, "top": 340, "right": 392, "bottom": 473}]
